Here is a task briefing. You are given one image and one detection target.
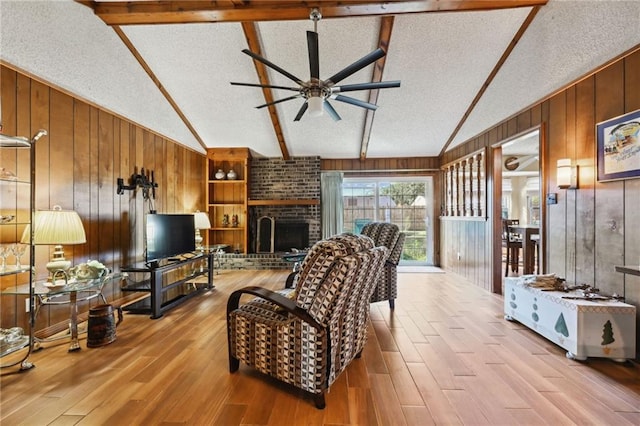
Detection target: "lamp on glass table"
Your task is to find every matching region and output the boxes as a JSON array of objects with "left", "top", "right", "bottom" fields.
[
  {"left": 193, "top": 211, "right": 211, "bottom": 252},
  {"left": 21, "top": 205, "right": 86, "bottom": 279}
]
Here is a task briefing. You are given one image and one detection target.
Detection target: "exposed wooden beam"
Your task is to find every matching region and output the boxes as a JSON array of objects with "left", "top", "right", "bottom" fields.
[
  {"left": 84, "top": 1, "right": 549, "bottom": 25},
  {"left": 111, "top": 25, "right": 209, "bottom": 152},
  {"left": 241, "top": 21, "right": 291, "bottom": 160},
  {"left": 359, "top": 16, "right": 394, "bottom": 161},
  {"left": 439, "top": 5, "right": 542, "bottom": 156}
]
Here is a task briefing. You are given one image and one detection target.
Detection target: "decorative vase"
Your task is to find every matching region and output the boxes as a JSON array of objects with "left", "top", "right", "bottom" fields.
[
  {"left": 222, "top": 214, "right": 230, "bottom": 227},
  {"left": 215, "top": 169, "right": 226, "bottom": 180},
  {"left": 231, "top": 214, "right": 239, "bottom": 228},
  {"left": 226, "top": 169, "right": 237, "bottom": 180}
]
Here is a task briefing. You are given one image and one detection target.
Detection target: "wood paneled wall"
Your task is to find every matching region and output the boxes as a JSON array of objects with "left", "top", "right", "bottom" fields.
[
  {"left": 0, "top": 65, "right": 206, "bottom": 329},
  {"left": 440, "top": 48, "right": 640, "bottom": 311},
  {"left": 322, "top": 156, "right": 439, "bottom": 172}
]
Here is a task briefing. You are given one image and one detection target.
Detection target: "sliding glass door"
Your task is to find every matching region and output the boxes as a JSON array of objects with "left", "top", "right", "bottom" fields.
[{"left": 342, "top": 177, "right": 434, "bottom": 265}]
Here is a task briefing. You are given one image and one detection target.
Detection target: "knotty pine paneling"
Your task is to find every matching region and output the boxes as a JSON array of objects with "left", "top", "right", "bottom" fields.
[
  {"left": 0, "top": 64, "right": 206, "bottom": 330},
  {"left": 441, "top": 49, "right": 640, "bottom": 355}
]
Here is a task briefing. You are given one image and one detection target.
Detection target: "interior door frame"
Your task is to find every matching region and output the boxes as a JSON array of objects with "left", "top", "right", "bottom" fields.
[{"left": 491, "top": 124, "right": 547, "bottom": 294}]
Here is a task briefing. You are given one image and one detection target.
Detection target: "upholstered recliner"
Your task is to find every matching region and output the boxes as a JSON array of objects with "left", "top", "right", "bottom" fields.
[
  {"left": 360, "top": 222, "right": 405, "bottom": 309},
  {"left": 226, "top": 233, "right": 388, "bottom": 409}
]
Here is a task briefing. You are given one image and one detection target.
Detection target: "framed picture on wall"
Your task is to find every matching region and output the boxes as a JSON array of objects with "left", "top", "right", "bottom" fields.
[{"left": 596, "top": 108, "right": 640, "bottom": 182}]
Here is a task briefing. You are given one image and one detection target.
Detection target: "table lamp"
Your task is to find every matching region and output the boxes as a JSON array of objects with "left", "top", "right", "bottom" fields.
[
  {"left": 21, "top": 205, "right": 86, "bottom": 276},
  {"left": 193, "top": 211, "right": 211, "bottom": 250}
]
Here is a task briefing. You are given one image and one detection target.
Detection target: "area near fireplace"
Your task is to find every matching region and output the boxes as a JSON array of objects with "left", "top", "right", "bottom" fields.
[
  {"left": 256, "top": 217, "right": 310, "bottom": 253},
  {"left": 217, "top": 156, "right": 321, "bottom": 270}
]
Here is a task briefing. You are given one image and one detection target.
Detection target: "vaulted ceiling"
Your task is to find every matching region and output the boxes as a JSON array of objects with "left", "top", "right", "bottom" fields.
[{"left": 1, "top": 1, "right": 639, "bottom": 160}]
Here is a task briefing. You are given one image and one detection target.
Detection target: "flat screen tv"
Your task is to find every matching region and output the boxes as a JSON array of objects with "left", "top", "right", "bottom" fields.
[{"left": 145, "top": 213, "right": 195, "bottom": 262}]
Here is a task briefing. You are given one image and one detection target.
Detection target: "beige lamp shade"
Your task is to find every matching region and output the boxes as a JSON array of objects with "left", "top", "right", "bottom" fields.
[
  {"left": 21, "top": 205, "right": 86, "bottom": 274},
  {"left": 193, "top": 211, "right": 211, "bottom": 250},
  {"left": 194, "top": 211, "right": 212, "bottom": 230}
]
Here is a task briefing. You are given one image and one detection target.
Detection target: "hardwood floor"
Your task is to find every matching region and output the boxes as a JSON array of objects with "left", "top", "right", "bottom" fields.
[{"left": 2, "top": 270, "right": 639, "bottom": 425}]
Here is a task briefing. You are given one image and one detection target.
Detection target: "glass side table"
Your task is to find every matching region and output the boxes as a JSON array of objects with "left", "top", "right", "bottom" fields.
[
  {"left": 282, "top": 251, "right": 308, "bottom": 288},
  {"left": 204, "top": 244, "right": 229, "bottom": 274},
  {"left": 3, "top": 274, "right": 113, "bottom": 352}
]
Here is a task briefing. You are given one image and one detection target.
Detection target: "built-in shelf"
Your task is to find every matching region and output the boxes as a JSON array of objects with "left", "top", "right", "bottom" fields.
[
  {"left": 206, "top": 148, "right": 250, "bottom": 254},
  {"left": 208, "top": 179, "right": 247, "bottom": 184},
  {"left": 248, "top": 199, "right": 320, "bottom": 206}
]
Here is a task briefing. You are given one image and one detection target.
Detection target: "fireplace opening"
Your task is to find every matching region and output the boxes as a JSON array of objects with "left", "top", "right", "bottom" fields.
[
  {"left": 275, "top": 222, "right": 309, "bottom": 252},
  {"left": 256, "top": 217, "right": 309, "bottom": 253}
]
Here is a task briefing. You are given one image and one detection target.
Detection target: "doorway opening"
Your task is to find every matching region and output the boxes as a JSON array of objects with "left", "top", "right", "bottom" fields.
[{"left": 493, "top": 127, "right": 545, "bottom": 292}]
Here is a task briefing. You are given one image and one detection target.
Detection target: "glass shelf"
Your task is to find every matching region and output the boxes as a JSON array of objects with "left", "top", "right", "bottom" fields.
[
  {"left": 0, "top": 130, "right": 41, "bottom": 371},
  {"left": 0, "top": 335, "right": 30, "bottom": 358},
  {"left": 0, "top": 265, "right": 32, "bottom": 277},
  {"left": 0, "top": 134, "right": 31, "bottom": 148}
]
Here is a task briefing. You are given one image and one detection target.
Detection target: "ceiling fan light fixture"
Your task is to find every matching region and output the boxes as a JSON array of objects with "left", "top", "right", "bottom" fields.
[
  {"left": 308, "top": 96, "right": 324, "bottom": 117},
  {"left": 231, "top": 5, "right": 400, "bottom": 122}
]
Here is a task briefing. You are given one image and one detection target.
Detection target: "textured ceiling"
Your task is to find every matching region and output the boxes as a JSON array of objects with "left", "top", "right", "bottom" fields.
[{"left": 1, "top": 1, "right": 639, "bottom": 159}]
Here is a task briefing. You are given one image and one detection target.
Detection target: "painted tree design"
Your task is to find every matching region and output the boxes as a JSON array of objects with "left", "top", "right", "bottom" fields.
[
  {"left": 554, "top": 313, "right": 569, "bottom": 337},
  {"left": 601, "top": 320, "right": 615, "bottom": 346}
]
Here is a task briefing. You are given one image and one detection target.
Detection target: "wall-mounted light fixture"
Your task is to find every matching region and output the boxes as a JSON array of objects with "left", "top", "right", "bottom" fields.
[{"left": 557, "top": 158, "right": 578, "bottom": 189}]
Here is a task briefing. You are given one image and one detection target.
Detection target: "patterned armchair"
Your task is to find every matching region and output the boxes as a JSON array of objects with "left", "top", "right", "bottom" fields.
[
  {"left": 227, "top": 233, "right": 388, "bottom": 409},
  {"left": 360, "top": 222, "right": 405, "bottom": 309}
]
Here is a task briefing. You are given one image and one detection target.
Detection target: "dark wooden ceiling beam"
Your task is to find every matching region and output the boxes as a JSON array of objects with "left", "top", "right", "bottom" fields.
[
  {"left": 359, "top": 15, "right": 394, "bottom": 161},
  {"left": 241, "top": 21, "right": 291, "bottom": 160},
  {"left": 439, "top": 5, "right": 542, "bottom": 156},
  {"left": 84, "top": 1, "right": 549, "bottom": 25},
  {"left": 111, "top": 25, "right": 209, "bottom": 151}
]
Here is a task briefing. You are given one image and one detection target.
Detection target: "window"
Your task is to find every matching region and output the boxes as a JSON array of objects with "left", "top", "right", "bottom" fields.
[{"left": 342, "top": 177, "right": 434, "bottom": 265}]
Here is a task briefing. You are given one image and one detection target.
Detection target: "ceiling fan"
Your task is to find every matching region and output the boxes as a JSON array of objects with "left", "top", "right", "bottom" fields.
[{"left": 231, "top": 8, "right": 400, "bottom": 121}]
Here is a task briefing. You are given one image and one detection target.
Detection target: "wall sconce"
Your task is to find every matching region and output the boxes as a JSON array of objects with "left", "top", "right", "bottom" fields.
[{"left": 557, "top": 158, "right": 578, "bottom": 189}]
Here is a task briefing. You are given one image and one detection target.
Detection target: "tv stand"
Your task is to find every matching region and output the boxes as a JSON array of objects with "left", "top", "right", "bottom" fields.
[{"left": 121, "top": 252, "right": 214, "bottom": 319}]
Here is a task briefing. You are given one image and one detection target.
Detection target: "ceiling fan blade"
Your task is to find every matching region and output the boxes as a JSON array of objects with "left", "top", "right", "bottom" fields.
[
  {"left": 324, "top": 101, "right": 341, "bottom": 122},
  {"left": 294, "top": 102, "right": 309, "bottom": 121},
  {"left": 256, "top": 94, "right": 302, "bottom": 109},
  {"left": 307, "top": 31, "right": 320, "bottom": 80},
  {"left": 231, "top": 82, "right": 300, "bottom": 92},
  {"left": 333, "top": 80, "right": 401, "bottom": 93},
  {"left": 242, "top": 49, "right": 303, "bottom": 85},
  {"left": 326, "top": 48, "right": 386, "bottom": 85},
  {"left": 332, "top": 94, "right": 378, "bottom": 111}
]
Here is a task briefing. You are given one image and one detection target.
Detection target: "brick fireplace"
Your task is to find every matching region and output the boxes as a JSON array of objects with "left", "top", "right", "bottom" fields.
[{"left": 218, "top": 156, "right": 321, "bottom": 270}]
